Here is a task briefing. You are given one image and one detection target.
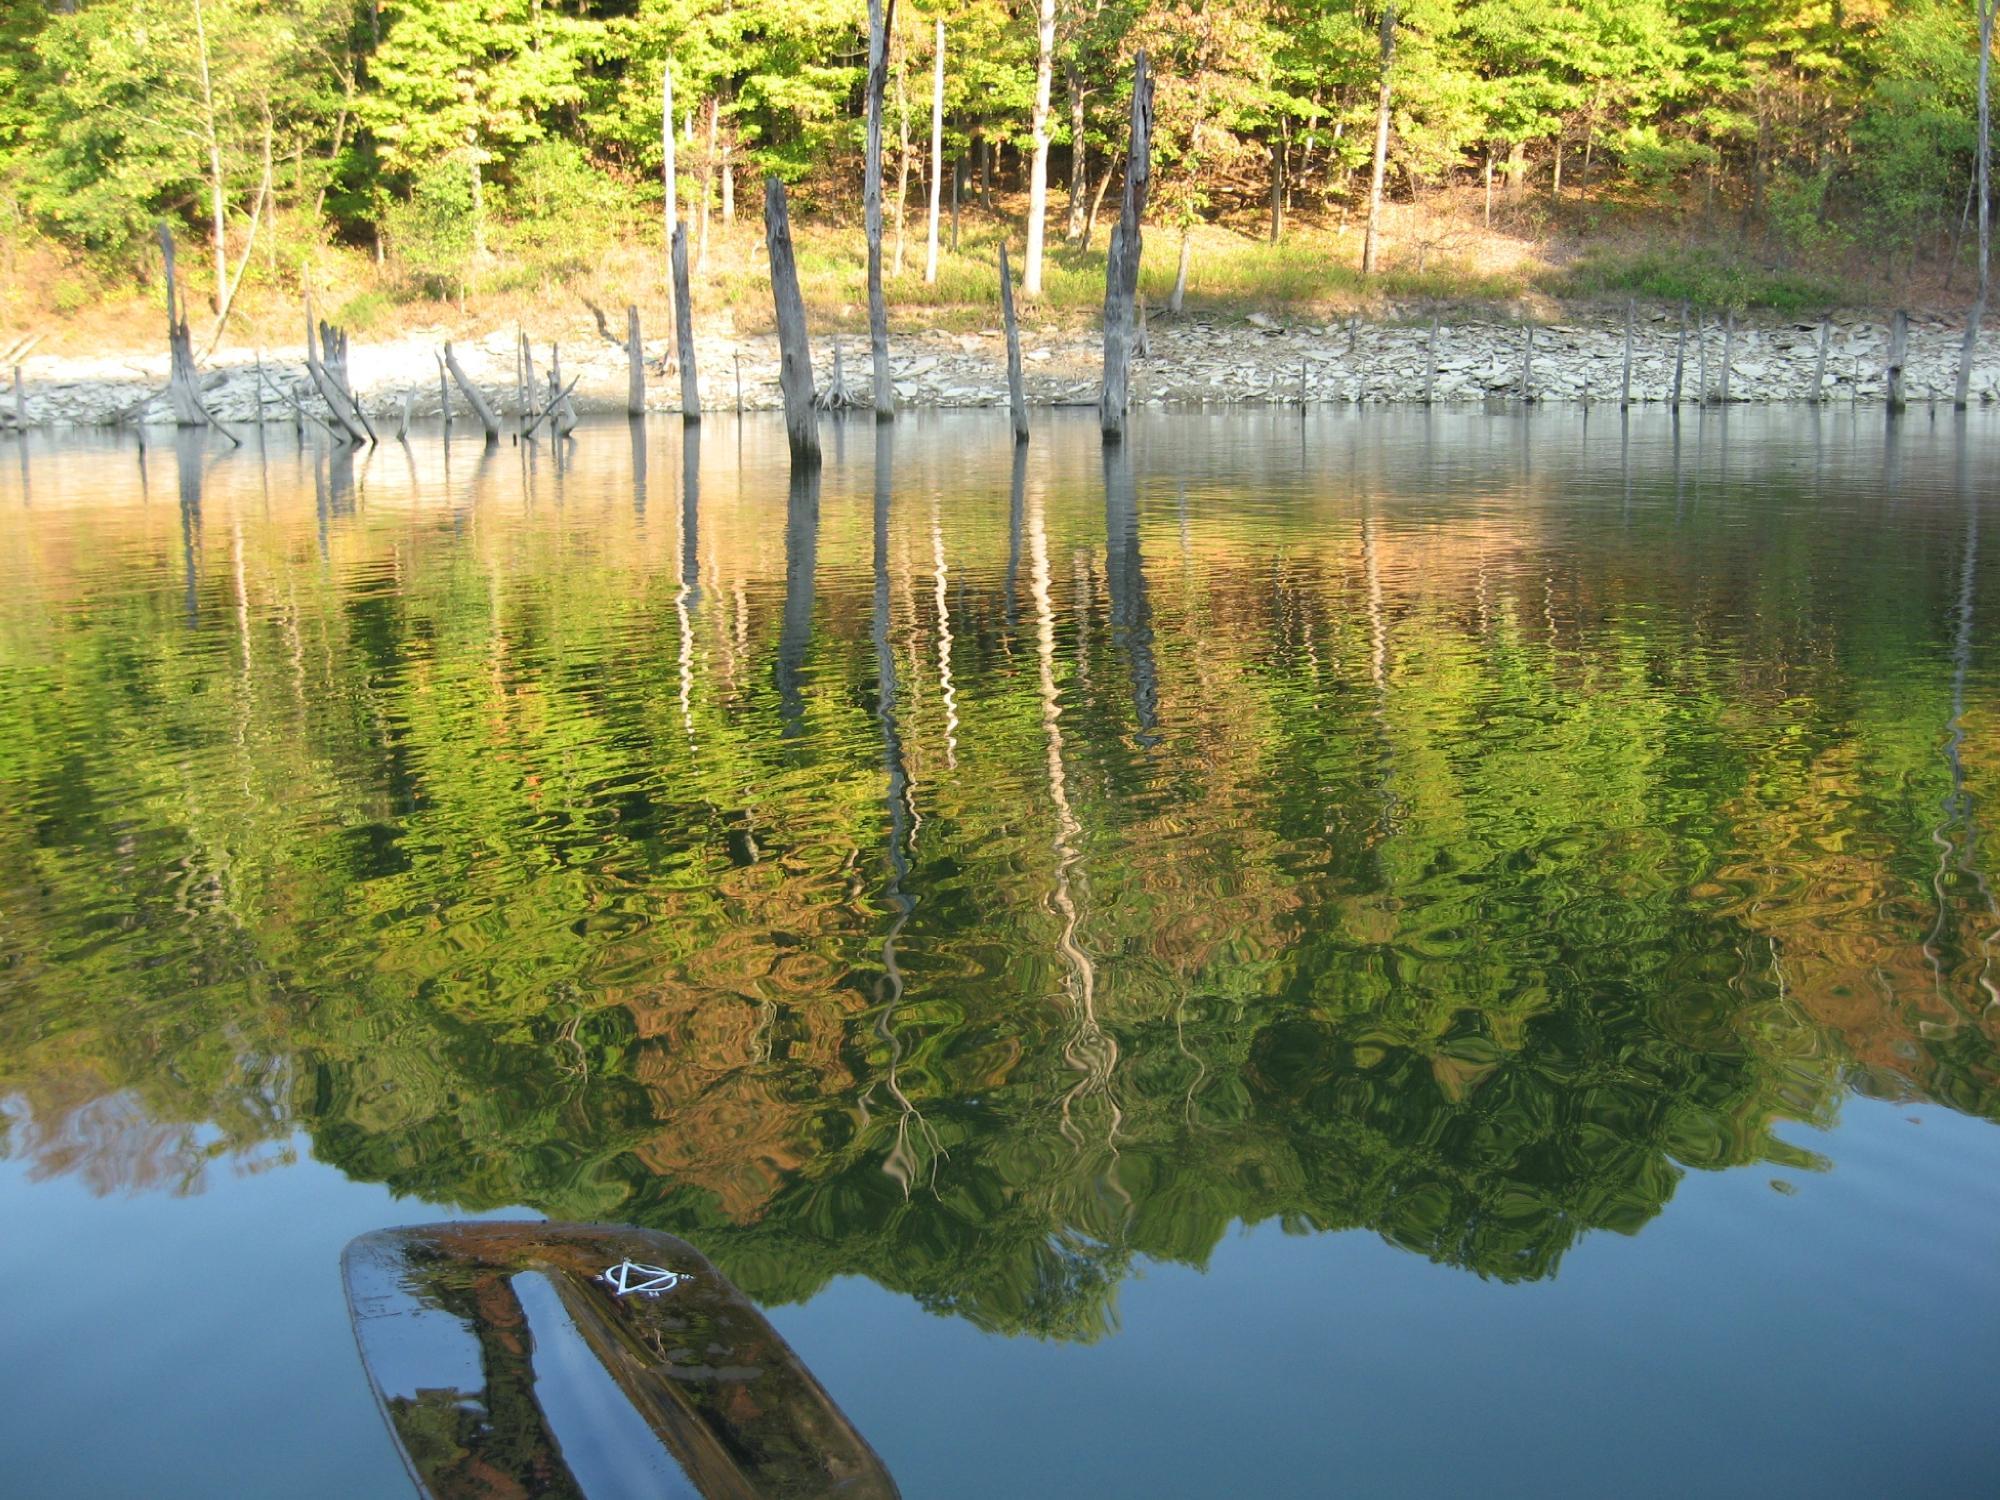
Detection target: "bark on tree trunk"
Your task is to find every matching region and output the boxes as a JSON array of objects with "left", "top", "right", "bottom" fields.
[
  {"left": 627, "top": 305, "right": 645, "bottom": 417},
  {"left": 925, "top": 17, "right": 945, "bottom": 285},
  {"left": 662, "top": 65, "right": 677, "bottom": 323},
  {"left": 443, "top": 341, "right": 499, "bottom": 439},
  {"left": 893, "top": 27, "right": 911, "bottom": 278},
  {"left": 865, "top": 0, "right": 898, "bottom": 420},
  {"left": 1100, "top": 52, "right": 1153, "bottom": 444},
  {"left": 1170, "top": 226, "right": 1191, "bottom": 313},
  {"left": 999, "top": 242, "right": 1029, "bottom": 442},
  {"left": 673, "top": 223, "right": 700, "bottom": 421},
  {"left": 1361, "top": 7, "right": 1396, "bottom": 277},
  {"left": 698, "top": 96, "right": 718, "bottom": 273},
  {"left": 1024, "top": 0, "right": 1056, "bottom": 293},
  {"left": 764, "top": 177, "right": 821, "bottom": 465},
  {"left": 1067, "top": 70, "right": 1088, "bottom": 242},
  {"left": 1957, "top": 0, "right": 1995, "bottom": 409}
]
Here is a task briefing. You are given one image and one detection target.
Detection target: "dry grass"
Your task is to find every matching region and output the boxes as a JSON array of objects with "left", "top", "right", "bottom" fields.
[{"left": 0, "top": 183, "right": 1903, "bottom": 360}]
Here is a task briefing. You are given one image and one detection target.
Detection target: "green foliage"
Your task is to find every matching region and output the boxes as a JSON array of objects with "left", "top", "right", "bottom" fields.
[
  {"left": 1549, "top": 245, "right": 1849, "bottom": 314},
  {"left": 495, "top": 139, "right": 633, "bottom": 269},
  {"left": 384, "top": 156, "right": 478, "bottom": 296}
]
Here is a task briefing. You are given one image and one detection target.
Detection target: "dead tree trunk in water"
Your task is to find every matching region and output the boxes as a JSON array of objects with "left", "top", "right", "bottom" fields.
[
  {"left": 925, "top": 17, "right": 945, "bottom": 284},
  {"left": 999, "top": 242, "right": 1029, "bottom": 442},
  {"left": 1100, "top": 52, "right": 1154, "bottom": 444},
  {"left": 865, "top": 0, "right": 898, "bottom": 420},
  {"left": 1620, "top": 299, "right": 1634, "bottom": 408},
  {"left": 626, "top": 306, "right": 646, "bottom": 417},
  {"left": 764, "top": 177, "right": 821, "bottom": 466},
  {"left": 1672, "top": 301, "right": 1688, "bottom": 404},
  {"left": 158, "top": 224, "right": 212, "bottom": 429},
  {"left": 442, "top": 340, "right": 500, "bottom": 440},
  {"left": 1813, "top": 313, "right": 1831, "bottom": 402},
  {"left": 673, "top": 223, "right": 700, "bottom": 422},
  {"left": 1887, "top": 309, "right": 1909, "bottom": 413}
]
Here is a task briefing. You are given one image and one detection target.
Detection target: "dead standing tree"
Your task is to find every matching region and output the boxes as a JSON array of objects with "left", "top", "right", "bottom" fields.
[
  {"left": 1100, "top": 52, "right": 1154, "bottom": 445},
  {"left": 156, "top": 224, "right": 222, "bottom": 433},
  {"left": 1957, "top": 0, "right": 1998, "bottom": 409},
  {"left": 672, "top": 222, "right": 700, "bottom": 421},
  {"left": 866, "top": 0, "right": 899, "bottom": 420},
  {"left": 764, "top": 177, "right": 821, "bottom": 466}
]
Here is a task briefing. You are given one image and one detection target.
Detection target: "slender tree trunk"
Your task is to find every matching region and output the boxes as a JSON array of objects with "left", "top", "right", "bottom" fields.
[
  {"left": 1024, "top": 0, "right": 1057, "bottom": 293},
  {"left": 1067, "top": 70, "right": 1088, "bottom": 242},
  {"left": 1361, "top": 6, "right": 1396, "bottom": 277},
  {"left": 925, "top": 17, "right": 945, "bottom": 284},
  {"left": 1170, "top": 226, "right": 1191, "bottom": 313},
  {"left": 1958, "top": 0, "right": 1996, "bottom": 409},
  {"left": 721, "top": 129, "right": 734, "bottom": 224},
  {"left": 192, "top": 0, "right": 227, "bottom": 312},
  {"left": 764, "top": 178, "right": 820, "bottom": 465},
  {"left": 893, "top": 23, "right": 911, "bottom": 278},
  {"left": 662, "top": 65, "right": 676, "bottom": 302},
  {"left": 1483, "top": 145, "right": 1493, "bottom": 228},
  {"left": 698, "top": 96, "right": 717, "bottom": 272},
  {"left": 626, "top": 305, "right": 645, "bottom": 417},
  {"left": 673, "top": 222, "right": 700, "bottom": 422},
  {"left": 1269, "top": 124, "right": 1287, "bottom": 244},
  {"left": 1100, "top": 52, "right": 1153, "bottom": 444},
  {"left": 1000, "top": 241, "right": 1029, "bottom": 442},
  {"left": 1085, "top": 149, "right": 1121, "bottom": 243},
  {"left": 865, "top": 0, "right": 898, "bottom": 420}
]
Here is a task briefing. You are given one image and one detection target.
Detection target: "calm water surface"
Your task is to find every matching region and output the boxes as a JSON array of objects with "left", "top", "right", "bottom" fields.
[{"left": 1, "top": 410, "right": 1996, "bottom": 1497}]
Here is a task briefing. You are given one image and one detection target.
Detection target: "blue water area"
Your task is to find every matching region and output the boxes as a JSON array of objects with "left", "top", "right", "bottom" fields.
[{"left": 1, "top": 408, "right": 1997, "bottom": 1495}]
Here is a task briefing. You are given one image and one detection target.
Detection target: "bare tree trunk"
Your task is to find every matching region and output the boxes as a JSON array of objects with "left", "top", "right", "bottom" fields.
[
  {"left": 1024, "top": 0, "right": 1057, "bottom": 293},
  {"left": 925, "top": 17, "right": 945, "bottom": 284},
  {"left": 1170, "top": 226, "right": 1191, "bottom": 313},
  {"left": 698, "top": 96, "right": 718, "bottom": 273},
  {"left": 662, "top": 64, "right": 677, "bottom": 316},
  {"left": 201, "top": 118, "right": 273, "bottom": 361},
  {"left": 1957, "top": 0, "right": 1996, "bottom": 409},
  {"left": 1100, "top": 52, "right": 1153, "bottom": 444},
  {"left": 191, "top": 0, "right": 228, "bottom": 312},
  {"left": 1887, "top": 308, "right": 1909, "bottom": 413},
  {"left": 893, "top": 24, "right": 911, "bottom": 278},
  {"left": 627, "top": 305, "right": 646, "bottom": 417},
  {"left": 1361, "top": 7, "right": 1396, "bottom": 277},
  {"left": 866, "top": 0, "right": 898, "bottom": 420},
  {"left": 1085, "top": 149, "right": 1122, "bottom": 243},
  {"left": 1269, "top": 122, "right": 1286, "bottom": 243},
  {"left": 1483, "top": 145, "right": 1494, "bottom": 228},
  {"left": 1067, "top": 70, "right": 1088, "bottom": 242},
  {"left": 721, "top": 130, "right": 734, "bottom": 224},
  {"left": 764, "top": 178, "right": 820, "bottom": 465},
  {"left": 443, "top": 342, "right": 499, "bottom": 439},
  {"left": 1620, "top": 299, "right": 1634, "bottom": 408},
  {"left": 673, "top": 223, "right": 700, "bottom": 421},
  {"left": 1000, "top": 242, "right": 1029, "bottom": 442},
  {"left": 159, "top": 225, "right": 210, "bottom": 427}
]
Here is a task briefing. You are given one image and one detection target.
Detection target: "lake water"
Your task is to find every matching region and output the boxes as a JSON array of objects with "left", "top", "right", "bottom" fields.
[{"left": 1, "top": 409, "right": 1996, "bottom": 1497}]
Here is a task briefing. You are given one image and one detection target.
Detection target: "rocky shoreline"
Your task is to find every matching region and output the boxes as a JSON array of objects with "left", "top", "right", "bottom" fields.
[{"left": 3, "top": 308, "right": 1996, "bottom": 429}]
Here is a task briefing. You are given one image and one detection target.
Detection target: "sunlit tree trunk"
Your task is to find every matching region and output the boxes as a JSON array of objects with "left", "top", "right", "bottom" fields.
[
  {"left": 925, "top": 17, "right": 944, "bottom": 284},
  {"left": 1361, "top": 6, "right": 1395, "bottom": 277},
  {"left": 1024, "top": 0, "right": 1056, "bottom": 294},
  {"left": 865, "top": 0, "right": 897, "bottom": 419},
  {"left": 192, "top": 0, "right": 227, "bottom": 312},
  {"left": 1066, "top": 70, "right": 1087, "bottom": 241},
  {"left": 1958, "top": 0, "right": 1997, "bottom": 409}
]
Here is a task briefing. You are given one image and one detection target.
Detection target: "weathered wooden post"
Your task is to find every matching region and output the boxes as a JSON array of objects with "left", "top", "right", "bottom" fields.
[
  {"left": 1520, "top": 322, "right": 1535, "bottom": 403},
  {"left": 999, "top": 242, "right": 1029, "bottom": 443},
  {"left": 1424, "top": 318, "right": 1439, "bottom": 405},
  {"left": 1720, "top": 309, "right": 1735, "bottom": 405},
  {"left": 864, "top": 0, "right": 898, "bottom": 421},
  {"left": 442, "top": 341, "right": 501, "bottom": 441},
  {"left": 1099, "top": 50, "right": 1154, "bottom": 444},
  {"left": 1886, "top": 309, "right": 1909, "bottom": 413},
  {"left": 626, "top": 305, "right": 646, "bottom": 417},
  {"left": 1620, "top": 299, "right": 1634, "bottom": 409},
  {"left": 1814, "top": 314, "right": 1831, "bottom": 402},
  {"left": 672, "top": 223, "right": 700, "bottom": 422},
  {"left": 11, "top": 366, "right": 23, "bottom": 429},
  {"left": 396, "top": 388, "right": 413, "bottom": 442},
  {"left": 437, "top": 353, "right": 453, "bottom": 430},
  {"left": 1696, "top": 310, "right": 1710, "bottom": 404},
  {"left": 764, "top": 176, "right": 821, "bottom": 465},
  {"left": 304, "top": 313, "right": 370, "bottom": 444},
  {"left": 1672, "top": 300, "right": 1688, "bottom": 405},
  {"left": 733, "top": 350, "right": 743, "bottom": 413}
]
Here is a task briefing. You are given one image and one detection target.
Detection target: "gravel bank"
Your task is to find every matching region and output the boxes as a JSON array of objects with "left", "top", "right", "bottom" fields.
[{"left": 4, "top": 309, "right": 1996, "bottom": 429}]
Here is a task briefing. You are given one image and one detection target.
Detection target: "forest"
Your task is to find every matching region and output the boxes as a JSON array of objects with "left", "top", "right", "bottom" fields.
[{"left": 0, "top": 0, "right": 1996, "bottom": 328}]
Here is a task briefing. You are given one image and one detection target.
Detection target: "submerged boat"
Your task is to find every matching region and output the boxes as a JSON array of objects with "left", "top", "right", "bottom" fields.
[{"left": 342, "top": 1221, "right": 899, "bottom": 1499}]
